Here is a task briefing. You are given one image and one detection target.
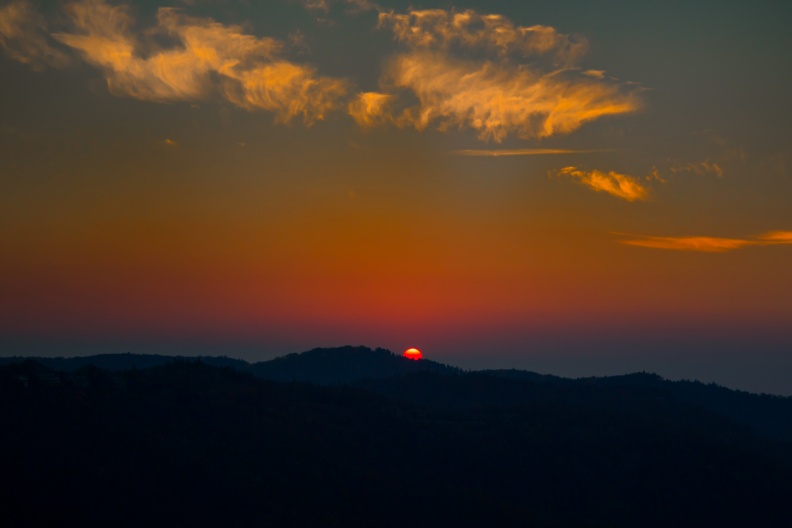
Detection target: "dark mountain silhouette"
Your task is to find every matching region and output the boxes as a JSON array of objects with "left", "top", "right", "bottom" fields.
[
  {"left": 0, "top": 352, "right": 250, "bottom": 372},
  {"left": 479, "top": 369, "right": 792, "bottom": 443},
  {"left": 2, "top": 356, "right": 792, "bottom": 528},
  {"left": 4, "top": 347, "right": 792, "bottom": 443},
  {"left": 250, "top": 345, "right": 461, "bottom": 383}
]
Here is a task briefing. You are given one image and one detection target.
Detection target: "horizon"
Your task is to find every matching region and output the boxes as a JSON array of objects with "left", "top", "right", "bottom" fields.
[
  {"left": 3, "top": 342, "right": 791, "bottom": 397},
  {"left": 1, "top": 1, "right": 791, "bottom": 396}
]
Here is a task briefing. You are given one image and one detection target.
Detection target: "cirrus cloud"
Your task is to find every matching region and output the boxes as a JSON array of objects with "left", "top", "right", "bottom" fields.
[
  {"left": 618, "top": 231, "right": 792, "bottom": 252},
  {"left": 348, "top": 91, "right": 395, "bottom": 128},
  {"left": 384, "top": 52, "right": 638, "bottom": 141},
  {"left": 378, "top": 9, "right": 588, "bottom": 65},
  {"left": 5, "top": 1, "right": 641, "bottom": 137},
  {"left": 0, "top": 0, "right": 70, "bottom": 69},
  {"left": 350, "top": 8, "right": 641, "bottom": 142},
  {"left": 451, "top": 148, "right": 609, "bottom": 157},
  {"left": 556, "top": 166, "right": 649, "bottom": 202},
  {"left": 53, "top": 0, "right": 347, "bottom": 124}
]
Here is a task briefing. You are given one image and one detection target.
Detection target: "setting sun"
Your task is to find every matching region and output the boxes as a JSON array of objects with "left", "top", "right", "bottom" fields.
[{"left": 404, "top": 348, "right": 423, "bottom": 360}]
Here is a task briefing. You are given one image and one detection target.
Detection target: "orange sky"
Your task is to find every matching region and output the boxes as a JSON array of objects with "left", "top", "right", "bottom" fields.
[{"left": 1, "top": 0, "right": 791, "bottom": 393}]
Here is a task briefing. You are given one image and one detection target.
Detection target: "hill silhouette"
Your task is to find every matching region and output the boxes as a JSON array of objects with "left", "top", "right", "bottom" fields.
[
  {"left": 4, "top": 346, "right": 790, "bottom": 443},
  {"left": 0, "top": 352, "right": 249, "bottom": 372},
  {"left": 250, "top": 345, "right": 461, "bottom": 383},
  {"left": 2, "top": 355, "right": 792, "bottom": 527}
]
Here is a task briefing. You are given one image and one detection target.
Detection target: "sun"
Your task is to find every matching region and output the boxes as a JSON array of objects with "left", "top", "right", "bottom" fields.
[{"left": 403, "top": 347, "right": 423, "bottom": 360}]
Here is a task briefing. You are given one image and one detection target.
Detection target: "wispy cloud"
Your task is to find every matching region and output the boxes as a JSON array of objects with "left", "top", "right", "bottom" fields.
[
  {"left": 757, "top": 231, "right": 792, "bottom": 243},
  {"left": 301, "top": 0, "right": 330, "bottom": 14},
  {"left": 6, "top": 2, "right": 639, "bottom": 137},
  {"left": 0, "top": 0, "right": 69, "bottom": 69},
  {"left": 344, "top": 0, "right": 379, "bottom": 13},
  {"left": 348, "top": 91, "right": 395, "bottom": 128},
  {"left": 298, "top": 0, "right": 379, "bottom": 15},
  {"left": 583, "top": 69, "right": 606, "bottom": 79},
  {"left": 53, "top": 0, "right": 347, "bottom": 124},
  {"left": 451, "top": 148, "right": 609, "bottom": 157},
  {"left": 354, "top": 8, "right": 640, "bottom": 142},
  {"left": 380, "top": 52, "right": 639, "bottom": 142},
  {"left": 620, "top": 236, "right": 752, "bottom": 252},
  {"left": 556, "top": 166, "right": 649, "bottom": 201},
  {"left": 670, "top": 161, "right": 724, "bottom": 178},
  {"left": 378, "top": 9, "right": 588, "bottom": 65},
  {"left": 618, "top": 231, "right": 792, "bottom": 252}
]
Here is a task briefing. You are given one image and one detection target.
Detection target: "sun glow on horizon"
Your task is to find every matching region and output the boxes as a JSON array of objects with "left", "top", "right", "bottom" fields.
[{"left": 404, "top": 347, "right": 423, "bottom": 360}]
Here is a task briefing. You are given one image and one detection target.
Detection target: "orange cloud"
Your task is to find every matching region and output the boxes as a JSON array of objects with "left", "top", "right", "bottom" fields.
[
  {"left": 300, "top": 0, "right": 380, "bottom": 13},
  {"left": 375, "top": 52, "right": 639, "bottom": 142},
  {"left": 224, "top": 61, "right": 347, "bottom": 124},
  {"left": 378, "top": 9, "right": 587, "bottom": 65},
  {"left": 345, "top": 0, "right": 379, "bottom": 13},
  {"left": 619, "top": 231, "right": 792, "bottom": 252},
  {"left": 302, "top": 0, "right": 330, "bottom": 13},
  {"left": 364, "top": 8, "right": 640, "bottom": 142},
  {"left": 8, "top": 2, "right": 638, "bottom": 138},
  {"left": 620, "top": 236, "right": 752, "bottom": 252},
  {"left": 0, "top": 0, "right": 69, "bottom": 69},
  {"left": 54, "top": 0, "right": 347, "bottom": 124},
  {"left": 583, "top": 69, "right": 606, "bottom": 79},
  {"left": 670, "top": 161, "right": 724, "bottom": 177},
  {"left": 452, "top": 148, "right": 608, "bottom": 156},
  {"left": 348, "top": 91, "right": 395, "bottom": 128},
  {"left": 556, "top": 166, "right": 649, "bottom": 201},
  {"left": 757, "top": 231, "right": 792, "bottom": 243}
]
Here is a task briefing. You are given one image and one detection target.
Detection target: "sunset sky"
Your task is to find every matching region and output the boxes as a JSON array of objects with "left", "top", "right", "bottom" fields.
[{"left": 1, "top": 0, "right": 791, "bottom": 393}]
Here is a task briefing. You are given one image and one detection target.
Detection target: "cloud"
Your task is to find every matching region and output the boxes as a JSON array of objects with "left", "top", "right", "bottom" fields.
[
  {"left": 344, "top": 0, "right": 378, "bottom": 12},
  {"left": 620, "top": 236, "right": 752, "bottom": 252},
  {"left": 7, "top": 2, "right": 638, "bottom": 137},
  {"left": 288, "top": 30, "right": 310, "bottom": 53},
  {"left": 0, "top": 0, "right": 69, "bottom": 69},
  {"left": 54, "top": 0, "right": 347, "bottom": 124},
  {"left": 583, "top": 69, "right": 606, "bottom": 79},
  {"left": 356, "top": 8, "right": 640, "bottom": 142},
  {"left": 451, "top": 148, "right": 608, "bottom": 157},
  {"left": 373, "top": 52, "right": 639, "bottom": 142},
  {"left": 299, "top": 0, "right": 378, "bottom": 16},
  {"left": 670, "top": 161, "right": 724, "bottom": 178},
  {"left": 301, "top": 0, "right": 330, "bottom": 14},
  {"left": 378, "top": 9, "right": 587, "bottom": 65},
  {"left": 618, "top": 231, "right": 792, "bottom": 252},
  {"left": 223, "top": 61, "right": 347, "bottom": 123},
  {"left": 348, "top": 91, "right": 395, "bottom": 128},
  {"left": 556, "top": 166, "right": 649, "bottom": 201},
  {"left": 757, "top": 231, "right": 792, "bottom": 243}
]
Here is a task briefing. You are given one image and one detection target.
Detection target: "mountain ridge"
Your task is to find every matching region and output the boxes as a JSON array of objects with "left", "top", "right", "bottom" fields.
[
  {"left": 3, "top": 346, "right": 792, "bottom": 444},
  {"left": 2, "top": 356, "right": 791, "bottom": 527}
]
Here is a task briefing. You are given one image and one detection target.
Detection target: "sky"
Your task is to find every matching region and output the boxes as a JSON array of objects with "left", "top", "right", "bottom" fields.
[{"left": 1, "top": 0, "right": 791, "bottom": 394}]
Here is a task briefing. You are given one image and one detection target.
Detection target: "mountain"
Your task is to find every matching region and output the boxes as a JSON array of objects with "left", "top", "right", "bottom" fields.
[
  {"left": 3, "top": 346, "right": 792, "bottom": 442},
  {"left": 476, "top": 370, "right": 792, "bottom": 443},
  {"left": 0, "top": 353, "right": 250, "bottom": 372},
  {"left": 2, "top": 358, "right": 791, "bottom": 528},
  {"left": 250, "top": 345, "right": 460, "bottom": 384}
]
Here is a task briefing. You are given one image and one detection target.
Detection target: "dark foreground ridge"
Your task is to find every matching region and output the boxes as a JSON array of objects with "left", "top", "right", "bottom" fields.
[
  {"left": 2, "top": 347, "right": 792, "bottom": 527},
  {"left": 3, "top": 346, "right": 792, "bottom": 442}
]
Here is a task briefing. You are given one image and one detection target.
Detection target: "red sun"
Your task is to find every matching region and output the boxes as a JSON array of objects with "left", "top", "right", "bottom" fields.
[{"left": 403, "top": 348, "right": 423, "bottom": 360}]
